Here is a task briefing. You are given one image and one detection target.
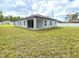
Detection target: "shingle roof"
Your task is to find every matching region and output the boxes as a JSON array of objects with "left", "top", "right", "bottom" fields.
[{"left": 24, "top": 14, "right": 58, "bottom": 21}]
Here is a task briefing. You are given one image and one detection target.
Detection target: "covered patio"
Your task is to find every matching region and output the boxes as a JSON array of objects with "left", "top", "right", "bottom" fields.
[{"left": 27, "top": 18, "right": 44, "bottom": 30}]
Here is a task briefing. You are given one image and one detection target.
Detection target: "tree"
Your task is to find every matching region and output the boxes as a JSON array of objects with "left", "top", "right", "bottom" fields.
[
  {"left": 3, "top": 15, "right": 21, "bottom": 21},
  {"left": 65, "top": 13, "right": 78, "bottom": 22},
  {"left": 65, "top": 14, "right": 70, "bottom": 22},
  {"left": 4, "top": 16, "right": 9, "bottom": 21},
  {"left": 73, "top": 13, "right": 78, "bottom": 20},
  {"left": 12, "top": 16, "right": 21, "bottom": 21},
  {"left": 8, "top": 15, "right": 13, "bottom": 21},
  {"left": 0, "top": 11, "right": 4, "bottom": 21}
]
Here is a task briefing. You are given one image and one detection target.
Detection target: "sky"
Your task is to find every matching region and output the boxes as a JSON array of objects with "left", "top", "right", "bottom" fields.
[{"left": 0, "top": 0, "right": 79, "bottom": 21}]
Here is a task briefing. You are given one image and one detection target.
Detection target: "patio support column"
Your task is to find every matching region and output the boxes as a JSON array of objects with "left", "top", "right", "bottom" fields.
[
  {"left": 26, "top": 20, "right": 27, "bottom": 28},
  {"left": 34, "top": 18, "right": 37, "bottom": 29}
]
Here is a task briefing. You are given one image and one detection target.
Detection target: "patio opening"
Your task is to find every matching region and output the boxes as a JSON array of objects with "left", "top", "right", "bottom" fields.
[{"left": 27, "top": 20, "right": 34, "bottom": 28}]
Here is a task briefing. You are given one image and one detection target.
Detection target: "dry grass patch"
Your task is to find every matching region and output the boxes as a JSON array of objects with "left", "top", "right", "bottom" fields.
[{"left": 0, "top": 25, "right": 79, "bottom": 57}]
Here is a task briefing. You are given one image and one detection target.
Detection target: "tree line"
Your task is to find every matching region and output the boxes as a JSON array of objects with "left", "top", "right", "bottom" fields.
[
  {"left": 0, "top": 11, "right": 22, "bottom": 22},
  {"left": 65, "top": 13, "right": 78, "bottom": 22}
]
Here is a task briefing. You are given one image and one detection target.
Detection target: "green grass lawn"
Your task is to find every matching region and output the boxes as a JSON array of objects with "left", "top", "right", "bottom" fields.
[{"left": 0, "top": 25, "right": 79, "bottom": 58}]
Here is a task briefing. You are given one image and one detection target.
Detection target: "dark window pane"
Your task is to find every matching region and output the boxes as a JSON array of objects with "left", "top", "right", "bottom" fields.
[
  {"left": 50, "top": 21, "right": 52, "bottom": 26},
  {"left": 20, "top": 21, "right": 21, "bottom": 25},
  {"left": 24, "top": 21, "right": 25, "bottom": 25},
  {"left": 45, "top": 20, "right": 47, "bottom": 26}
]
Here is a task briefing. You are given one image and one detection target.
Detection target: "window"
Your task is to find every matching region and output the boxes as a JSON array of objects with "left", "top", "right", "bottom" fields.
[
  {"left": 50, "top": 21, "right": 52, "bottom": 26},
  {"left": 45, "top": 20, "right": 47, "bottom": 26},
  {"left": 18, "top": 21, "right": 21, "bottom": 25},
  {"left": 20, "top": 21, "right": 21, "bottom": 25},
  {"left": 18, "top": 21, "right": 19, "bottom": 25},
  {"left": 55, "top": 21, "right": 56, "bottom": 24},
  {"left": 24, "top": 21, "right": 25, "bottom": 25},
  {"left": 14, "top": 22, "right": 15, "bottom": 25},
  {"left": 27, "top": 20, "right": 34, "bottom": 28}
]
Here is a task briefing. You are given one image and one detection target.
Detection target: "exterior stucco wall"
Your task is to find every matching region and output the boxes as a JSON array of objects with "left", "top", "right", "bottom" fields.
[
  {"left": 36, "top": 19, "right": 43, "bottom": 29},
  {"left": 57, "top": 23, "right": 79, "bottom": 27},
  {"left": 14, "top": 20, "right": 27, "bottom": 28},
  {"left": 0, "top": 21, "right": 14, "bottom": 25},
  {"left": 0, "top": 22, "right": 1, "bottom": 25},
  {"left": 14, "top": 18, "right": 57, "bottom": 30},
  {"left": 34, "top": 18, "right": 57, "bottom": 30},
  {"left": 14, "top": 21, "right": 19, "bottom": 26},
  {"left": 43, "top": 19, "right": 57, "bottom": 28},
  {"left": 20, "top": 20, "right": 27, "bottom": 28}
]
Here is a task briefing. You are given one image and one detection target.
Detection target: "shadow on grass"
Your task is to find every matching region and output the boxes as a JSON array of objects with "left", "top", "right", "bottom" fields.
[
  {"left": 13, "top": 26, "right": 63, "bottom": 34},
  {"left": 32, "top": 27, "right": 63, "bottom": 34},
  {"left": 15, "top": 26, "right": 63, "bottom": 31},
  {"left": 36, "top": 27, "right": 63, "bottom": 32}
]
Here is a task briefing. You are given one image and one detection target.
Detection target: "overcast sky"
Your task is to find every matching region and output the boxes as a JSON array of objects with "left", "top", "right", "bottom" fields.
[{"left": 0, "top": 0, "right": 79, "bottom": 21}]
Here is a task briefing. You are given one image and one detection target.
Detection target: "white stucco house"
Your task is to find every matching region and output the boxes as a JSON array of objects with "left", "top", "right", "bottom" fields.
[
  {"left": 13, "top": 14, "right": 58, "bottom": 30},
  {"left": 0, "top": 21, "right": 13, "bottom": 25}
]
